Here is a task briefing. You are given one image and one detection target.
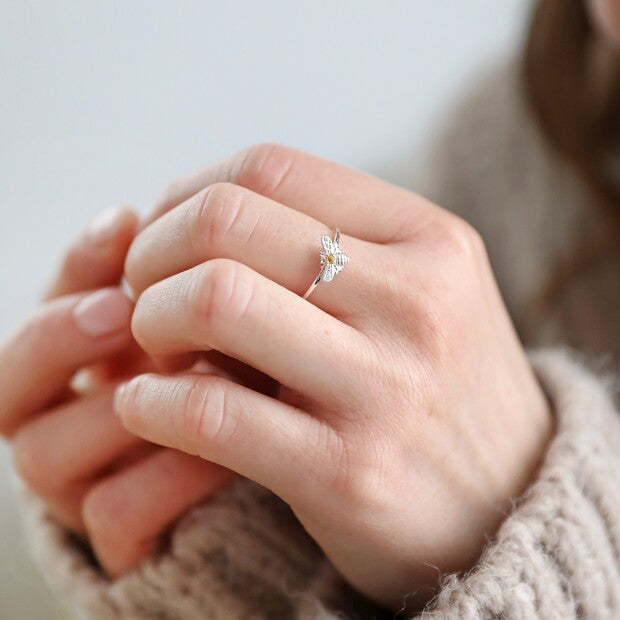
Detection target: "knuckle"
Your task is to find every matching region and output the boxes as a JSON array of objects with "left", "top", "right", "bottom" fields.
[
  {"left": 435, "top": 213, "right": 486, "bottom": 262},
  {"left": 411, "top": 220, "right": 488, "bottom": 354},
  {"left": 190, "top": 182, "right": 258, "bottom": 251},
  {"left": 187, "top": 259, "right": 256, "bottom": 333},
  {"left": 391, "top": 205, "right": 429, "bottom": 242},
  {"left": 414, "top": 289, "right": 452, "bottom": 354},
  {"left": 327, "top": 432, "right": 393, "bottom": 515},
  {"left": 309, "top": 421, "right": 347, "bottom": 488},
  {"left": 235, "top": 143, "right": 296, "bottom": 195},
  {"left": 178, "top": 376, "right": 235, "bottom": 451}
]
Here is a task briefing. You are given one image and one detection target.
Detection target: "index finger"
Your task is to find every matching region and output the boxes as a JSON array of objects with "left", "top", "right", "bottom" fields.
[{"left": 142, "top": 144, "right": 431, "bottom": 243}]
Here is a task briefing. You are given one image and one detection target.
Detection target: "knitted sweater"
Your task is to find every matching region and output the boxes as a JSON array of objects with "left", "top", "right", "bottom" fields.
[{"left": 17, "top": 62, "right": 620, "bottom": 619}]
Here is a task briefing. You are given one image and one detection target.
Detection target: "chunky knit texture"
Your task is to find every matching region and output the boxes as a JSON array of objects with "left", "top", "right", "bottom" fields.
[{"left": 16, "top": 61, "right": 620, "bottom": 618}]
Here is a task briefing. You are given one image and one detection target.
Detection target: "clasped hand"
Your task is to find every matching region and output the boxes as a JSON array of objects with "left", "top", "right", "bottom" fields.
[{"left": 0, "top": 144, "right": 551, "bottom": 611}]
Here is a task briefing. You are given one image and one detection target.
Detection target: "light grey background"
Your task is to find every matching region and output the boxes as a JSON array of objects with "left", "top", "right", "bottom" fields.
[{"left": 0, "top": 1, "right": 530, "bottom": 617}]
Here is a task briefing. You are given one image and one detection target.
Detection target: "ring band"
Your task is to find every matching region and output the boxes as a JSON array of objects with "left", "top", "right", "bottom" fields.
[{"left": 302, "top": 228, "right": 349, "bottom": 300}]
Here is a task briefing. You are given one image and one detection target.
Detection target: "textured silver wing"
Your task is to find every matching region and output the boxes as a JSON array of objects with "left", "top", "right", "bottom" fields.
[
  {"left": 321, "top": 235, "right": 336, "bottom": 254},
  {"left": 321, "top": 262, "right": 337, "bottom": 282}
]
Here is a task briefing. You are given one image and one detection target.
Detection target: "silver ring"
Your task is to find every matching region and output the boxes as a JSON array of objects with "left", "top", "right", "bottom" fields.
[{"left": 302, "top": 228, "right": 349, "bottom": 300}]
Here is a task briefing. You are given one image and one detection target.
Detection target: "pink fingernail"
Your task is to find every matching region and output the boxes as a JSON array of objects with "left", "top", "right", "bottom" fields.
[
  {"left": 85, "top": 205, "right": 124, "bottom": 244},
  {"left": 120, "top": 275, "right": 136, "bottom": 302},
  {"left": 113, "top": 382, "right": 128, "bottom": 415},
  {"left": 74, "top": 288, "right": 132, "bottom": 337}
]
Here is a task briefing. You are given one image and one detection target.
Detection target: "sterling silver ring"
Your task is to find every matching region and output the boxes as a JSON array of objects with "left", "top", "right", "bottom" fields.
[{"left": 302, "top": 228, "right": 349, "bottom": 300}]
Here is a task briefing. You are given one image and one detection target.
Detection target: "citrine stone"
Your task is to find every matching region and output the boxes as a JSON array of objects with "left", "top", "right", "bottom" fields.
[{"left": 325, "top": 254, "right": 335, "bottom": 264}]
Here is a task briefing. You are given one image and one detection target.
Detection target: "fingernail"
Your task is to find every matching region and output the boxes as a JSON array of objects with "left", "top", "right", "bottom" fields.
[
  {"left": 74, "top": 288, "right": 132, "bottom": 337},
  {"left": 113, "top": 382, "right": 128, "bottom": 415},
  {"left": 120, "top": 275, "right": 136, "bottom": 302},
  {"left": 85, "top": 205, "right": 125, "bottom": 244}
]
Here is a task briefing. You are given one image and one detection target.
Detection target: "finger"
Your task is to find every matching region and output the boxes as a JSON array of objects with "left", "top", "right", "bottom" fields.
[
  {"left": 14, "top": 440, "right": 161, "bottom": 536},
  {"left": 40, "top": 205, "right": 139, "bottom": 394},
  {"left": 34, "top": 481, "right": 91, "bottom": 534},
  {"left": 131, "top": 259, "right": 364, "bottom": 399},
  {"left": 82, "top": 448, "right": 234, "bottom": 576},
  {"left": 0, "top": 288, "right": 132, "bottom": 436},
  {"left": 114, "top": 373, "right": 342, "bottom": 509},
  {"left": 12, "top": 387, "right": 142, "bottom": 497},
  {"left": 41, "top": 445, "right": 161, "bottom": 537},
  {"left": 126, "top": 182, "right": 379, "bottom": 316},
  {"left": 43, "top": 205, "right": 139, "bottom": 301},
  {"left": 143, "top": 143, "right": 430, "bottom": 243}
]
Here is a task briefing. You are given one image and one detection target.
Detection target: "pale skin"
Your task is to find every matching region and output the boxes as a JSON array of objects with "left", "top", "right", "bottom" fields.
[
  {"left": 0, "top": 144, "right": 554, "bottom": 611},
  {"left": 9, "top": 3, "right": 620, "bottom": 604}
]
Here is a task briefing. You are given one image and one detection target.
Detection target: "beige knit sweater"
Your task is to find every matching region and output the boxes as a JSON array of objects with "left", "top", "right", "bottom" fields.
[{"left": 17, "top": 62, "right": 620, "bottom": 619}]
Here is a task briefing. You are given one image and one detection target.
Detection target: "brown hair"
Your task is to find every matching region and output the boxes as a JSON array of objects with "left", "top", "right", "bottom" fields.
[{"left": 522, "top": 0, "right": 620, "bottom": 330}]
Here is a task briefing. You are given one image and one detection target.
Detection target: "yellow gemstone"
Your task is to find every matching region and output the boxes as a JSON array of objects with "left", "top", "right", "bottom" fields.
[{"left": 325, "top": 253, "right": 335, "bottom": 264}]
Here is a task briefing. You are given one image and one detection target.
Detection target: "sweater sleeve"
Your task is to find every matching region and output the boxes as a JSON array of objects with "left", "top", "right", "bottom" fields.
[{"left": 16, "top": 347, "right": 620, "bottom": 620}]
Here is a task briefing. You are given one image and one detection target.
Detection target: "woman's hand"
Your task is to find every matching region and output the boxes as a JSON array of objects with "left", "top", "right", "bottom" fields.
[
  {"left": 0, "top": 207, "right": 235, "bottom": 576},
  {"left": 115, "top": 144, "right": 553, "bottom": 610}
]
